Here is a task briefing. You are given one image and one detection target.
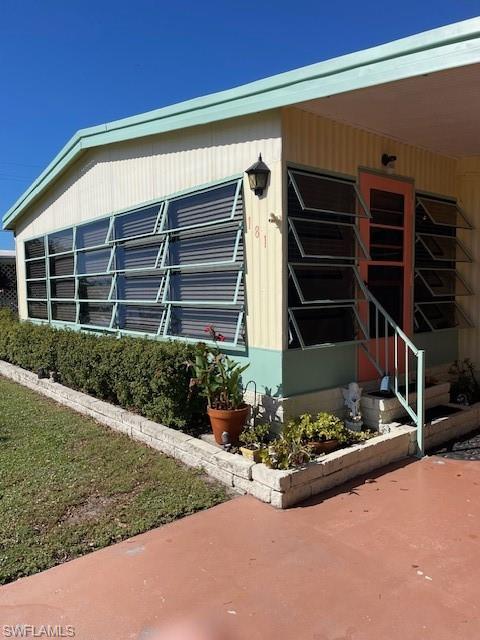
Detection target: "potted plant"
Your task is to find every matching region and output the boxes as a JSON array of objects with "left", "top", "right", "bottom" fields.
[
  {"left": 188, "top": 325, "right": 250, "bottom": 445},
  {"left": 239, "top": 423, "right": 271, "bottom": 462},
  {"left": 295, "top": 412, "right": 344, "bottom": 454},
  {"left": 260, "top": 432, "right": 311, "bottom": 470}
]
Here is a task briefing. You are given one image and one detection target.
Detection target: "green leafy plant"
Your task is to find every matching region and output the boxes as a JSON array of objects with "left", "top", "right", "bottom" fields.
[
  {"left": 0, "top": 309, "right": 204, "bottom": 431},
  {"left": 260, "top": 435, "right": 311, "bottom": 470},
  {"left": 239, "top": 423, "right": 271, "bottom": 449},
  {"left": 449, "top": 358, "right": 480, "bottom": 404},
  {"left": 187, "top": 325, "right": 249, "bottom": 410},
  {"left": 294, "top": 412, "right": 345, "bottom": 442}
]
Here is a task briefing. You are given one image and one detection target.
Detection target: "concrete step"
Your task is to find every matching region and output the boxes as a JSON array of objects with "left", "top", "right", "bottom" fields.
[
  {"left": 382, "top": 401, "right": 480, "bottom": 450},
  {"left": 361, "top": 381, "right": 451, "bottom": 430}
]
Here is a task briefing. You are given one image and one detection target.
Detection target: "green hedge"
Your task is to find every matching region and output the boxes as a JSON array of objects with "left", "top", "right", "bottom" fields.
[{"left": 0, "top": 309, "right": 206, "bottom": 431}]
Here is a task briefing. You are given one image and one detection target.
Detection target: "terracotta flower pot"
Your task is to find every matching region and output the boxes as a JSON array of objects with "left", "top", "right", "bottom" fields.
[
  {"left": 207, "top": 405, "right": 250, "bottom": 445},
  {"left": 308, "top": 439, "right": 339, "bottom": 455}
]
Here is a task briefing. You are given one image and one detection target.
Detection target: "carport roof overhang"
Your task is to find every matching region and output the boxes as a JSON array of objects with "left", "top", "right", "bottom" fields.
[{"left": 4, "top": 17, "right": 480, "bottom": 230}]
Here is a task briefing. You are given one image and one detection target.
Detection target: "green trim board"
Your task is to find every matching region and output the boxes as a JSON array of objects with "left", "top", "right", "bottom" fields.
[
  {"left": 23, "top": 316, "right": 284, "bottom": 395},
  {"left": 413, "top": 329, "right": 458, "bottom": 368},
  {"left": 4, "top": 18, "right": 480, "bottom": 230},
  {"left": 24, "top": 178, "right": 246, "bottom": 348},
  {"left": 282, "top": 344, "right": 357, "bottom": 397}
]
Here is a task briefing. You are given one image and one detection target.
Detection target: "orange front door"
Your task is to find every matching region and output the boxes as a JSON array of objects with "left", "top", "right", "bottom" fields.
[{"left": 357, "top": 172, "right": 414, "bottom": 381}]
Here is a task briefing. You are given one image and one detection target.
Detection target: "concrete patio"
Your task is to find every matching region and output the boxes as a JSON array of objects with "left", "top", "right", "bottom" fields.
[{"left": 1, "top": 454, "right": 480, "bottom": 640}]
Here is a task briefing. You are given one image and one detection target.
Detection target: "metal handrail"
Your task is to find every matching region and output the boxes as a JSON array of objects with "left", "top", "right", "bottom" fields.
[{"left": 359, "top": 281, "right": 425, "bottom": 457}]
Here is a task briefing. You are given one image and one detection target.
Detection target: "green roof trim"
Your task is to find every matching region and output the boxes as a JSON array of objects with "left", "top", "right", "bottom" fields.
[{"left": 4, "top": 17, "right": 480, "bottom": 230}]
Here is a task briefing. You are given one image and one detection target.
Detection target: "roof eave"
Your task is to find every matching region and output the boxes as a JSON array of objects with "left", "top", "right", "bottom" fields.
[{"left": 4, "top": 16, "right": 480, "bottom": 230}]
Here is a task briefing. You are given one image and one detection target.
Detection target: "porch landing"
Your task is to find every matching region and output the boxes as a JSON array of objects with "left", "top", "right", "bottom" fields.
[{"left": 1, "top": 456, "right": 480, "bottom": 640}]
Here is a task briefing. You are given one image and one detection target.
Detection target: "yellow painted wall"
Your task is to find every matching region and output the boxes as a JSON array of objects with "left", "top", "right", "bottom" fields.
[
  {"left": 14, "top": 111, "right": 284, "bottom": 351},
  {"left": 281, "top": 107, "right": 466, "bottom": 361},
  {"left": 282, "top": 107, "right": 457, "bottom": 195},
  {"left": 457, "top": 157, "right": 480, "bottom": 367}
]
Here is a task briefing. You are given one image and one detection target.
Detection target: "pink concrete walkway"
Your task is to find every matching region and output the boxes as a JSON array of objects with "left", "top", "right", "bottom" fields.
[{"left": 1, "top": 457, "right": 480, "bottom": 640}]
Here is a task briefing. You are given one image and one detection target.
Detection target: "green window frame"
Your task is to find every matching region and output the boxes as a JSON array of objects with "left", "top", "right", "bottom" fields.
[{"left": 24, "top": 177, "right": 245, "bottom": 348}]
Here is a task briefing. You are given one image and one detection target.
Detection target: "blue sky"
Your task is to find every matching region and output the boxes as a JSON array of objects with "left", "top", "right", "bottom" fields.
[{"left": 0, "top": 0, "right": 478, "bottom": 249}]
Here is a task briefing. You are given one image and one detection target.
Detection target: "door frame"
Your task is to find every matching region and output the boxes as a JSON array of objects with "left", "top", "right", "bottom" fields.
[{"left": 357, "top": 170, "right": 415, "bottom": 381}]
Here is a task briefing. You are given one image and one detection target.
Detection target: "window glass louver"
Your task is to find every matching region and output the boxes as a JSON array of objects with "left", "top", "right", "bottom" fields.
[
  {"left": 289, "top": 170, "right": 369, "bottom": 219},
  {"left": 287, "top": 168, "right": 370, "bottom": 349},
  {"left": 414, "top": 192, "right": 474, "bottom": 333},
  {"left": 48, "top": 229, "right": 73, "bottom": 254},
  {"left": 24, "top": 179, "right": 245, "bottom": 345}
]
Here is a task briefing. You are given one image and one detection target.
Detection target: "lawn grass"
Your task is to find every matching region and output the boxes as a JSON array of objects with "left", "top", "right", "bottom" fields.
[{"left": 0, "top": 376, "right": 228, "bottom": 584}]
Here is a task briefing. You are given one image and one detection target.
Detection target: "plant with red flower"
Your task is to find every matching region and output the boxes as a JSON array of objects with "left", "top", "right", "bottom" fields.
[{"left": 186, "top": 325, "right": 249, "bottom": 410}]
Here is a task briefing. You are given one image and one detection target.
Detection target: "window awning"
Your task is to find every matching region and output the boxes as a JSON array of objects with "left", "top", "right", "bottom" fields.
[
  {"left": 416, "top": 233, "right": 472, "bottom": 263},
  {"left": 289, "top": 217, "right": 370, "bottom": 261},
  {"left": 288, "top": 170, "right": 370, "bottom": 218},
  {"left": 415, "top": 268, "right": 472, "bottom": 297},
  {"left": 416, "top": 196, "right": 472, "bottom": 229}
]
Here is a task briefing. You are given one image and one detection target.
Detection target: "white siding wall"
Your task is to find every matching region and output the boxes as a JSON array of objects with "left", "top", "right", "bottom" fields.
[{"left": 15, "top": 111, "right": 284, "bottom": 350}]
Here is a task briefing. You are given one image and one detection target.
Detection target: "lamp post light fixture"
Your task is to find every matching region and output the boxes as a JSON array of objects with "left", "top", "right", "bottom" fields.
[{"left": 245, "top": 154, "right": 270, "bottom": 196}]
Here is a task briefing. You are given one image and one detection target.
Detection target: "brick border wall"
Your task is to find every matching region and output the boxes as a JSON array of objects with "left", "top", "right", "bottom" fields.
[{"left": 1, "top": 360, "right": 478, "bottom": 508}]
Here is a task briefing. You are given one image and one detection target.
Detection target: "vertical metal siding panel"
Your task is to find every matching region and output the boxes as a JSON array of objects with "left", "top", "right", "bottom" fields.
[
  {"left": 457, "top": 157, "right": 480, "bottom": 366},
  {"left": 15, "top": 237, "right": 27, "bottom": 319},
  {"left": 14, "top": 111, "right": 284, "bottom": 350},
  {"left": 282, "top": 107, "right": 457, "bottom": 195}
]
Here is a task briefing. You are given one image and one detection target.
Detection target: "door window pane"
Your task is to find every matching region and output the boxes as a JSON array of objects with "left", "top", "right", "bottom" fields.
[
  {"left": 370, "top": 189, "right": 404, "bottom": 226},
  {"left": 368, "top": 266, "right": 403, "bottom": 331},
  {"left": 370, "top": 227, "right": 404, "bottom": 261}
]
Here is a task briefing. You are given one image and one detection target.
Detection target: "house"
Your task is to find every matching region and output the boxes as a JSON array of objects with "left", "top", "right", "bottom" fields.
[
  {"left": 0, "top": 250, "right": 17, "bottom": 312},
  {"left": 3, "top": 18, "right": 480, "bottom": 446}
]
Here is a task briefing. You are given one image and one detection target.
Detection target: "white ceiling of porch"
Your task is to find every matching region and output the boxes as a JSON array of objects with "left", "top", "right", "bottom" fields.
[{"left": 297, "top": 64, "right": 480, "bottom": 157}]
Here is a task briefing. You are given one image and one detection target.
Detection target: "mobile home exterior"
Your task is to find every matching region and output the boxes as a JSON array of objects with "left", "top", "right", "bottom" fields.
[{"left": 4, "top": 18, "right": 480, "bottom": 428}]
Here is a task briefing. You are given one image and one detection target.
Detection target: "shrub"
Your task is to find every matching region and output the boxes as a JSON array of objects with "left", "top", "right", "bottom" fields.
[{"left": 0, "top": 309, "right": 206, "bottom": 431}]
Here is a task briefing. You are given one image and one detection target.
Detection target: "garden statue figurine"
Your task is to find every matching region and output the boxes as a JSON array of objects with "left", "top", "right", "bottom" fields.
[{"left": 342, "top": 382, "right": 364, "bottom": 431}]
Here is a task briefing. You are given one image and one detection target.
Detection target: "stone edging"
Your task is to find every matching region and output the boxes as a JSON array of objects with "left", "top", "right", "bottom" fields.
[{"left": 1, "top": 360, "right": 478, "bottom": 508}]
